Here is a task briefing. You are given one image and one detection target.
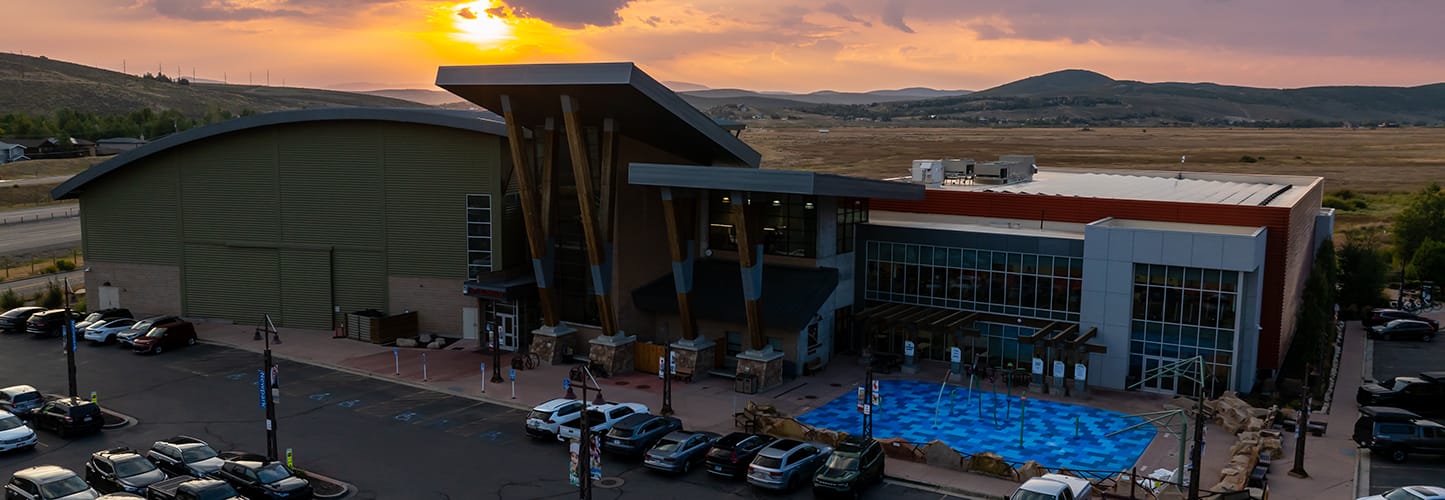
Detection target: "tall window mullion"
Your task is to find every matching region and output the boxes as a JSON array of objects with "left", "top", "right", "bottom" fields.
[{"left": 466, "top": 194, "right": 493, "bottom": 279}]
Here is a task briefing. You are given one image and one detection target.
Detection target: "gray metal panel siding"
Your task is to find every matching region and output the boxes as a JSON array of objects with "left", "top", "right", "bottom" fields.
[
  {"left": 183, "top": 243, "right": 281, "bottom": 323},
  {"left": 334, "top": 250, "right": 386, "bottom": 315},
  {"left": 77, "top": 152, "right": 180, "bottom": 265},
  {"left": 280, "top": 248, "right": 333, "bottom": 329},
  {"left": 179, "top": 132, "right": 280, "bottom": 243},
  {"left": 277, "top": 122, "right": 385, "bottom": 248},
  {"left": 384, "top": 128, "right": 499, "bottom": 278}
]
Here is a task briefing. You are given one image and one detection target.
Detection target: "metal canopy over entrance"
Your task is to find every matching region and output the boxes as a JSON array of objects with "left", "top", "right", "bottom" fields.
[{"left": 854, "top": 302, "right": 1105, "bottom": 377}]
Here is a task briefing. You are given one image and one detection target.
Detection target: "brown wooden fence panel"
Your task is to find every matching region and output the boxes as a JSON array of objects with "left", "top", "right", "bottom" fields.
[{"left": 635, "top": 342, "right": 666, "bottom": 375}]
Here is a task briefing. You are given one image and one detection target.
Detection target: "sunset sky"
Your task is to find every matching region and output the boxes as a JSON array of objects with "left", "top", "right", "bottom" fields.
[{"left": 5, "top": 0, "right": 1444, "bottom": 93}]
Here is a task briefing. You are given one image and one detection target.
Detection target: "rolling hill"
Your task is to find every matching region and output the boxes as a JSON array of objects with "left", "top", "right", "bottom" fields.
[{"left": 0, "top": 53, "right": 425, "bottom": 116}]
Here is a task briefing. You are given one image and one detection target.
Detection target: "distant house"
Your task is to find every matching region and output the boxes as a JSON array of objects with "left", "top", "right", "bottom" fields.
[
  {"left": 6, "top": 137, "right": 96, "bottom": 159},
  {"left": 0, "top": 142, "right": 27, "bottom": 164},
  {"left": 97, "top": 137, "right": 148, "bottom": 152}
]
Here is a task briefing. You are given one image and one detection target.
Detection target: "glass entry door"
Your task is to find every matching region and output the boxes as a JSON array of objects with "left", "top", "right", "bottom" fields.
[
  {"left": 497, "top": 312, "right": 518, "bottom": 351},
  {"left": 1140, "top": 355, "right": 1178, "bottom": 394}
]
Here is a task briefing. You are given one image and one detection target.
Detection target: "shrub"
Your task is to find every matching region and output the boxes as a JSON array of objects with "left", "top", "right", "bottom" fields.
[
  {"left": 0, "top": 289, "right": 21, "bottom": 310},
  {"left": 55, "top": 259, "right": 76, "bottom": 271},
  {"left": 1239, "top": 155, "right": 1258, "bottom": 163},
  {"left": 1322, "top": 196, "right": 1351, "bottom": 210},
  {"left": 40, "top": 284, "right": 63, "bottom": 309},
  {"left": 42, "top": 265, "right": 58, "bottom": 274}
]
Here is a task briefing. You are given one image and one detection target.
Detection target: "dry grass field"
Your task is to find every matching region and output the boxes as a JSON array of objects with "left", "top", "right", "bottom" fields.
[
  {"left": 0, "top": 156, "right": 104, "bottom": 180},
  {"left": 740, "top": 126, "right": 1445, "bottom": 231}
]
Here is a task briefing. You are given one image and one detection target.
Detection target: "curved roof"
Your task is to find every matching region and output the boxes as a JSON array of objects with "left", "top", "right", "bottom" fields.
[{"left": 52, "top": 107, "right": 508, "bottom": 200}]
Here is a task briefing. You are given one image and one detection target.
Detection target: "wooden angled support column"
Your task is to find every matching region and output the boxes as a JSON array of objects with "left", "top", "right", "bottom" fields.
[
  {"left": 499, "top": 96, "right": 574, "bottom": 365},
  {"left": 729, "top": 190, "right": 782, "bottom": 392},
  {"left": 661, "top": 188, "right": 713, "bottom": 379}
]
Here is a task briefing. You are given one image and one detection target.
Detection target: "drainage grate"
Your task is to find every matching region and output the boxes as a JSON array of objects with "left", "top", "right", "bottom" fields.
[{"left": 594, "top": 477, "right": 625, "bottom": 489}]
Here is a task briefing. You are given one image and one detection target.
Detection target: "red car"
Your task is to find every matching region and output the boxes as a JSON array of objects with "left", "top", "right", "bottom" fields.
[{"left": 132, "top": 321, "right": 198, "bottom": 354}]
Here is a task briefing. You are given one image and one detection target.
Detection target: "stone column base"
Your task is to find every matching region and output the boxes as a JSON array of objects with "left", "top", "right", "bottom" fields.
[
  {"left": 670, "top": 337, "right": 716, "bottom": 382},
  {"left": 588, "top": 333, "right": 637, "bottom": 377},
  {"left": 1070, "top": 379, "right": 1089, "bottom": 398},
  {"left": 529, "top": 324, "right": 577, "bottom": 366},
  {"left": 736, "top": 348, "right": 784, "bottom": 393}
]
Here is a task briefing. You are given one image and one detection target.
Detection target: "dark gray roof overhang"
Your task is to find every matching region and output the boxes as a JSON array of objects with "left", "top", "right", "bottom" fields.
[
  {"left": 435, "top": 62, "right": 761, "bottom": 168},
  {"left": 628, "top": 163, "right": 925, "bottom": 200},
  {"left": 52, "top": 108, "right": 508, "bottom": 200}
]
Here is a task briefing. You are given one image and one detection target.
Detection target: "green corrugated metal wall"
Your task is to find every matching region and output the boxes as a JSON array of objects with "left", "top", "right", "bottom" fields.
[{"left": 78, "top": 119, "right": 505, "bottom": 328}]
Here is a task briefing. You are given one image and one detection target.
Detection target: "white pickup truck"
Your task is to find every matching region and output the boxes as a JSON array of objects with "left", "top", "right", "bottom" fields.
[
  {"left": 1011, "top": 474, "right": 1094, "bottom": 500},
  {"left": 556, "top": 402, "right": 649, "bottom": 442}
]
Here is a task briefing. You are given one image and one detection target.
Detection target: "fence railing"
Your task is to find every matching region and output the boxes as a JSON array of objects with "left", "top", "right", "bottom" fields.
[{"left": 0, "top": 207, "right": 79, "bottom": 226}]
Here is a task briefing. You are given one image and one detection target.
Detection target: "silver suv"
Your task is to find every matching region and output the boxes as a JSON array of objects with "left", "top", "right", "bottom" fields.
[
  {"left": 746, "top": 439, "right": 832, "bottom": 491},
  {"left": 4, "top": 465, "right": 99, "bottom": 500}
]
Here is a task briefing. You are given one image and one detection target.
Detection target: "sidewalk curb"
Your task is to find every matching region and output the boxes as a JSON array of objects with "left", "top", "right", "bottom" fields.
[
  {"left": 303, "top": 470, "right": 356, "bottom": 500},
  {"left": 100, "top": 408, "right": 137, "bottom": 430},
  {"left": 885, "top": 474, "right": 1005, "bottom": 500},
  {"left": 197, "top": 339, "right": 534, "bottom": 413}
]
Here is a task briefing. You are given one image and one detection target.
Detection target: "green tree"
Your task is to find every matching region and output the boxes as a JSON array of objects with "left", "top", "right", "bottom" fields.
[
  {"left": 0, "top": 289, "right": 21, "bottom": 310},
  {"left": 40, "top": 284, "right": 63, "bottom": 309},
  {"left": 1337, "top": 231, "right": 1390, "bottom": 317},
  {"left": 1393, "top": 183, "right": 1445, "bottom": 269},
  {"left": 1410, "top": 238, "right": 1445, "bottom": 291}
]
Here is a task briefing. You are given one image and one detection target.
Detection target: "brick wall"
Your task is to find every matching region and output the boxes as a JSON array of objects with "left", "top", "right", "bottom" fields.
[
  {"left": 84, "top": 261, "right": 182, "bottom": 317},
  {"left": 388, "top": 276, "right": 475, "bottom": 337}
]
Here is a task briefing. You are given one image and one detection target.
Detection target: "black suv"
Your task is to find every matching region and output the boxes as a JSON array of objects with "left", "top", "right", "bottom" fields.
[
  {"left": 75, "top": 308, "right": 133, "bottom": 331},
  {"left": 0, "top": 307, "right": 47, "bottom": 335},
  {"left": 29, "top": 397, "right": 103, "bottom": 437},
  {"left": 1357, "top": 371, "right": 1445, "bottom": 416},
  {"left": 1370, "top": 319, "right": 1438, "bottom": 341},
  {"left": 214, "top": 452, "right": 313, "bottom": 499},
  {"left": 704, "top": 432, "right": 775, "bottom": 479},
  {"left": 25, "top": 309, "right": 79, "bottom": 337},
  {"left": 812, "top": 436, "right": 886, "bottom": 497},
  {"left": 603, "top": 413, "right": 681, "bottom": 457},
  {"left": 148, "top": 436, "right": 225, "bottom": 478},
  {"left": 85, "top": 446, "right": 168, "bottom": 494},
  {"left": 1354, "top": 406, "right": 1445, "bottom": 462}
]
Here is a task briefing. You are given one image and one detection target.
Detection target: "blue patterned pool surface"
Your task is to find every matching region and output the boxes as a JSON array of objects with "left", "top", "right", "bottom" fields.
[{"left": 797, "top": 379, "right": 1155, "bottom": 471}]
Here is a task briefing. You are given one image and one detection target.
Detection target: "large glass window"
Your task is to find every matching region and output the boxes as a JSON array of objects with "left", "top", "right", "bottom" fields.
[
  {"left": 1127, "top": 263, "right": 1240, "bottom": 394},
  {"left": 862, "top": 241, "right": 1083, "bottom": 322},
  {"left": 837, "top": 198, "right": 868, "bottom": 254},
  {"left": 709, "top": 193, "right": 819, "bottom": 258},
  {"left": 466, "top": 194, "right": 492, "bottom": 279}
]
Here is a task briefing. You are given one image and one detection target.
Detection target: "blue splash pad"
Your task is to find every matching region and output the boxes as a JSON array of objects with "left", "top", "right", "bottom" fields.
[{"left": 797, "top": 379, "right": 1155, "bottom": 471}]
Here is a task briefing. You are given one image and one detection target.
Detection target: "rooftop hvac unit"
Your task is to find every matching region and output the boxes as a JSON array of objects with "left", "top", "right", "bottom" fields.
[
  {"left": 999, "top": 155, "right": 1038, "bottom": 177},
  {"left": 911, "top": 159, "right": 943, "bottom": 186},
  {"left": 942, "top": 158, "right": 975, "bottom": 177}
]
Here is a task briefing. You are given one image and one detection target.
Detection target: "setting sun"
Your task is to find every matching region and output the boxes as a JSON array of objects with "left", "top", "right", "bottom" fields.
[{"left": 452, "top": 1, "right": 514, "bottom": 48}]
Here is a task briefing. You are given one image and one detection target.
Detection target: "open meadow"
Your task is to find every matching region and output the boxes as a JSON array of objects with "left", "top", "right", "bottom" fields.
[{"left": 740, "top": 126, "right": 1445, "bottom": 231}]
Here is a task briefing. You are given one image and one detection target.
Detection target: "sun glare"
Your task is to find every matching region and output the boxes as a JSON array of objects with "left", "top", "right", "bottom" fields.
[{"left": 453, "top": 1, "right": 514, "bottom": 48}]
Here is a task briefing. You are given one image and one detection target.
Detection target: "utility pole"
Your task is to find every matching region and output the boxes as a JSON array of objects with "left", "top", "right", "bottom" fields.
[
  {"left": 255, "top": 315, "right": 282, "bottom": 461},
  {"left": 575, "top": 365, "right": 602, "bottom": 500},
  {"left": 63, "top": 278, "right": 77, "bottom": 398},
  {"left": 1289, "top": 363, "right": 1313, "bottom": 478},
  {"left": 862, "top": 367, "right": 874, "bottom": 439}
]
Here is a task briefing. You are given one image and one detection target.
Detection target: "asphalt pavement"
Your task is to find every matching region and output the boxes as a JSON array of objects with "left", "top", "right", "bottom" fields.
[
  {"left": 0, "top": 271, "right": 83, "bottom": 297},
  {"left": 0, "top": 175, "right": 72, "bottom": 188},
  {"left": 1365, "top": 311, "right": 1445, "bottom": 496},
  {"left": 0, "top": 332, "right": 966, "bottom": 499},
  {"left": 0, "top": 214, "right": 80, "bottom": 256}
]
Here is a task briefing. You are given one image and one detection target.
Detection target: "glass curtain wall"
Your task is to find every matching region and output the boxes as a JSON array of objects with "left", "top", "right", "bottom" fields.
[
  {"left": 708, "top": 193, "right": 818, "bottom": 258},
  {"left": 1128, "top": 264, "right": 1239, "bottom": 395},
  {"left": 466, "top": 194, "right": 493, "bottom": 279},
  {"left": 862, "top": 241, "right": 1083, "bottom": 321}
]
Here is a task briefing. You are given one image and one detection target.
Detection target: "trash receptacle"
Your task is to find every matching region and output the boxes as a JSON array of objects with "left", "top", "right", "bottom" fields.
[{"left": 735, "top": 374, "right": 758, "bottom": 394}]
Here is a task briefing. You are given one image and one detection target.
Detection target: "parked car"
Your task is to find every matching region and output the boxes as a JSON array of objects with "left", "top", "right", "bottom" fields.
[
  {"left": 1353, "top": 406, "right": 1445, "bottom": 462},
  {"left": 75, "top": 308, "right": 133, "bottom": 331},
  {"left": 0, "top": 385, "right": 44, "bottom": 416},
  {"left": 1366, "top": 308, "right": 1440, "bottom": 331},
  {"left": 85, "top": 447, "right": 169, "bottom": 494},
  {"left": 525, "top": 398, "right": 585, "bottom": 440},
  {"left": 603, "top": 413, "right": 681, "bottom": 456},
  {"left": 556, "top": 402, "right": 648, "bottom": 442},
  {"left": 1357, "top": 486, "right": 1445, "bottom": 500},
  {"left": 148, "top": 437, "right": 224, "bottom": 478},
  {"left": 96, "top": 494, "right": 145, "bottom": 499},
  {"left": 131, "top": 321, "right": 198, "bottom": 355},
  {"left": 746, "top": 439, "right": 833, "bottom": 491},
  {"left": 1357, "top": 372, "right": 1445, "bottom": 416},
  {"left": 1369, "top": 319, "right": 1438, "bottom": 342},
  {"left": 704, "top": 432, "right": 776, "bottom": 479},
  {"left": 25, "top": 309, "right": 79, "bottom": 337},
  {"left": 643, "top": 430, "right": 720, "bottom": 474},
  {"left": 30, "top": 397, "right": 103, "bottom": 438},
  {"left": 1011, "top": 473, "right": 1096, "bottom": 500},
  {"left": 213, "top": 452, "right": 313, "bottom": 500},
  {"left": 117, "top": 316, "right": 182, "bottom": 346},
  {"left": 85, "top": 319, "right": 139, "bottom": 344},
  {"left": 812, "top": 436, "right": 886, "bottom": 497},
  {"left": 0, "top": 307, "right": 47, "bottom": 335},
  {"left": 144, "top": 476, "right": 242, "bottom": 500},
  {"left": 4, "top": 465, "right": 99, "bottom": 500},
  {"left": 0, "top": 409, "right": 38, "bottom": 453}
]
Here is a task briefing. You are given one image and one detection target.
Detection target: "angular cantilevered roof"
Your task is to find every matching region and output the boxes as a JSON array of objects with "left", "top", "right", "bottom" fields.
[
  {"left": 628, "top": 163, "right": 924, "bottom": 200},
  {"left": 435, "top": 62, "right": 761, "bottom": 168}
]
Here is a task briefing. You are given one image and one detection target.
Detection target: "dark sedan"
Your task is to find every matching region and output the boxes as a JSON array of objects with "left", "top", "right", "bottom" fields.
[
  {"left": 214, "top": 452, "right": 313, "bottom": 500},
  {"left": 602, "top": 413, "right": 681, "bottom": 457},
  {"left": 1366, "top": 308, "right": 1439, "bottom": 330},
  {"left": 1370, "top": 319, "right": 1438, "bottom": 341},
  {"left": 0, "top": 307, "right": 47, "bottom": 335},
  {"left": 643, "top": 431, "right": 720, "bottom": 474},
  {"left": 704, "top": 432, "right": 776, "bottom": 479}
]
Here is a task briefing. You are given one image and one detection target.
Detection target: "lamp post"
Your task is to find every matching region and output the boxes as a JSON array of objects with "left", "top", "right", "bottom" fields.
[
  {"left": 1289, "top": 363, "right": 1314, "bottom": 479},
  {"left": 574, "top": 365, "right": 603, "bottom": 500},
  {"left": 255, "top": 315, "right": 282, "bottom": 462},
  {"left": 661, "top": 341, "right": 674, "bottom": 416},
  {"left": 62, "top": 278, "right": 77, "bottom": 398},
  {"left": 489, "top": 322, "right": 504, "bottom": 383}
]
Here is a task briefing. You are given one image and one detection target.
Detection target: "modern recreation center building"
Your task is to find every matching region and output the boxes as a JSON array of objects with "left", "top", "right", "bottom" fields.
[{"left": 52, "top": 62, "right": 1331, "bottom": 395}]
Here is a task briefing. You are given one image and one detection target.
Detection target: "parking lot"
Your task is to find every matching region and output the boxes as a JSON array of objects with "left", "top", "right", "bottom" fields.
[
  {"left": 1365, "top": 310, "right": 1445, "bottom": 497},
  {"left": 0, "top": 332, "right": 964, "bottom": 499}
]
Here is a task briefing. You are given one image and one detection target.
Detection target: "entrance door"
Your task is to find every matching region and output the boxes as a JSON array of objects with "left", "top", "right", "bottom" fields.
[
  {"left": 98, "top": 286, "right": 121, "bottom": 310},
  {"left": 497, "top": 312, "right": 518, "bottom": 351},
  {"left": 1141, "top": 355, "right": 1178, "bottom": 394},
  {"left": 462, "top": 307, "right": 479, "bottom": 340}
]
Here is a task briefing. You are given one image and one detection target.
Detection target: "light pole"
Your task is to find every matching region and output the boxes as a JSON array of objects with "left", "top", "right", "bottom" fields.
[
  {"left": 574, "top": 365, "right": 604, "bottom": 500},
  {"left": 62, "top": 278, "right": 77, "bottom": 398},
  {"left": 254, "top": 315, "right": 282, "bottom": 462},
  {"left": 489, "top": 322, "right": 504, "bottom": 384},
  {"left": 661, "top": 332, "right": 674, "bottom": 416},
  {"left": 1289, "top": 364, "right": 1314, "bottom": 479}
]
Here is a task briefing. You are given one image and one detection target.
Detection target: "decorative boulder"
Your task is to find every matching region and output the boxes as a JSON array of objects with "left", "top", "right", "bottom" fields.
[
  {"left": 1016, "top": 461, "right": 1047, "bottom": 480},
  {"left": 396, "top": 338, "right": 417, "bottom": 348},
  {"left": 763, "top": 418, "right": 809, "bottom": 440},
  {"left": 877, "top": 438, "right": 924, "bottom": 462},
  {"left": 921, "top": 440, "right": 966, "bottom": 471},
  {"left": 419, "top": 333, "right": 434, "bottom": 343},
  {"left": 428, "top": 340, "right": 444, "bottom": 349},
  {"left": 1258, "top": 435, "right": 1284, "bottom": 459},
  {"left": 967, "top": 452, "right": 1015, "bottom": 479}
]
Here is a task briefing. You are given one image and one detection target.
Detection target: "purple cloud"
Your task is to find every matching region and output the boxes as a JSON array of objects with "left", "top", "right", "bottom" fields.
[
  {"left": 147, "top": 0, "right": 304, "bottom": 21},
  {"left": 822, "top": 2, "right": 871, "bottom": 27},
  {"left": 882, "top": 0, "right": 913, "bottom": 33},
  {"left": 502, "top": 0, "right": 635, "bottom": 28}
]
